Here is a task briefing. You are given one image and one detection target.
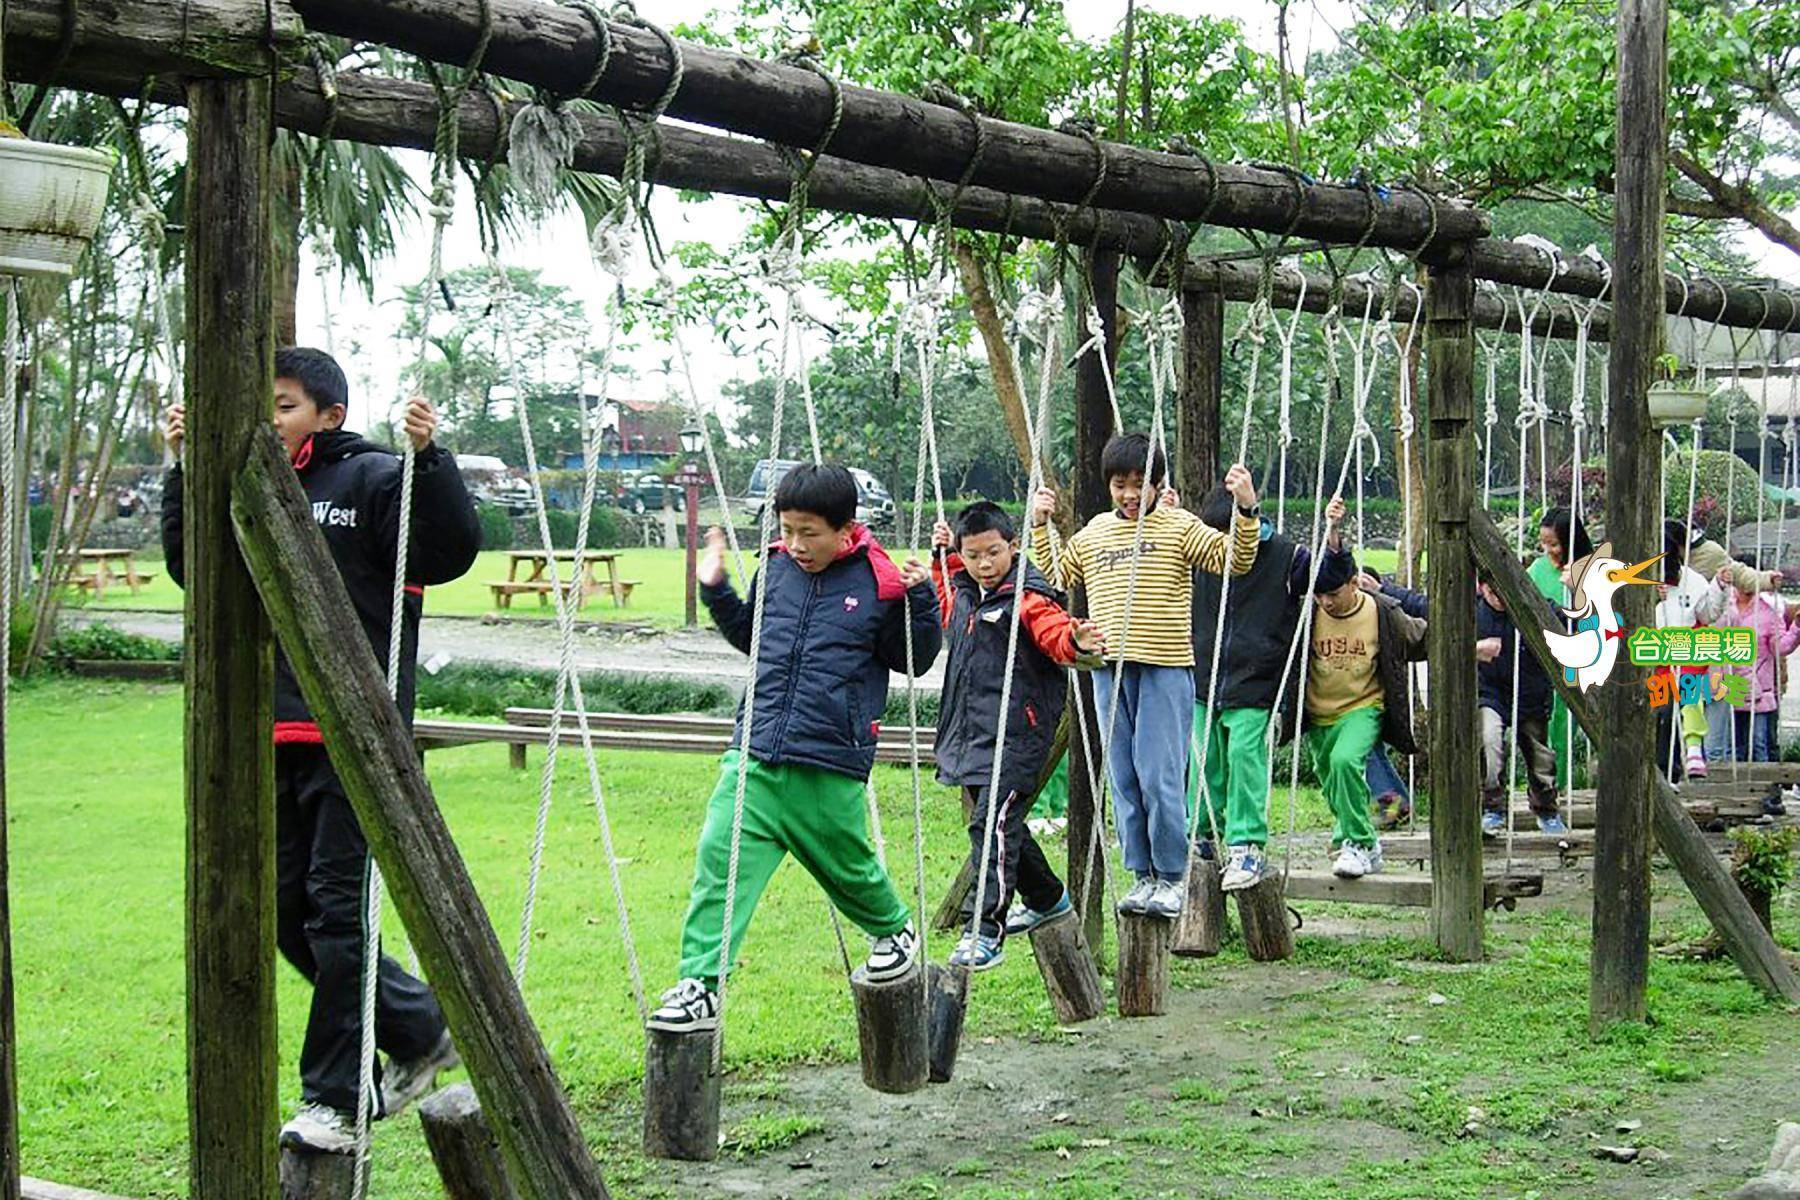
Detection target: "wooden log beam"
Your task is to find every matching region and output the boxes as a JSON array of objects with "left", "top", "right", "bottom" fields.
[
  {"left": 1282, "top": 869, "right": 1544, "bottom": 907},
  {"left": 1177, "top": 288, "right": 1222, "bottom": 497},
  {"left": 3, "top": 0, "right": 301, "bottom": 79},
  {"left": 185, "top": 75, "right": 281, "bottom": 1200},
  {"left": 228, "top": 424, "right": 609, "bottom": 1200},
  {"left": 1469, "top": 507, "right": 1800, "bottom": 1003},
  {"left": 20, "top": 1181, "right": 137, "bottom": 1200},
  {"left": 1592, "top": 0, "right": 1666, "bottom": 1034},
  {"left": 288, "top": 0, "right": 1485, "bottom": 254},
  {"left": 1425, "top": 251, "right": 1484, "bottom": 963}
]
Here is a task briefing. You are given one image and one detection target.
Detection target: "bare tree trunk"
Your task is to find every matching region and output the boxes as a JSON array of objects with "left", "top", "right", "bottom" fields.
[
  {"left": 272, "top": 148, "right": 303, "bottom": 348},
  {"left": 952, "top": 239, "right": 1060, "bottom": 493}
]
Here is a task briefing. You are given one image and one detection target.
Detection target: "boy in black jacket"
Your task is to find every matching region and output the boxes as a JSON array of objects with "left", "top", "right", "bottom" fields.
[
  {"left": 161, "top": 348, "right": 481, "bottom": 1152},
  {"left": 929, "top": 502, "right": 1104, "bottom": 970},
  {"left": 648, "top": 464, "right": 942, "bottom": 1033}
]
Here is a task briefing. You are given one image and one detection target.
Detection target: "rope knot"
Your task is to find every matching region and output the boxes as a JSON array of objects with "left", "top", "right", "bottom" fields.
[{"left": 590, "top": 208, "right": 637, "bottom": 278}]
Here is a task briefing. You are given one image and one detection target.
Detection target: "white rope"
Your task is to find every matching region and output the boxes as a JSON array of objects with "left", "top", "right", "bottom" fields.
[
  {"left": 2, "top": 280, "right": 19, "bottom": 727},
  {"left": 1388, "top": 277, "right": 1424, "bottom": 831},
  {"left": 130, "top": 194, "right": 183, "bottom": 466},
  {"left": 1479, "top": 333, "right": 1500, "bottom": 508},
  {"left": 1077, "top": 304, "right": 1124, "bottom": 432},
  {"left": 1272, "top": 272, "right": 1308, "bottom": 535},
  {"left": 355, "top": 173, "right": 455, "bottom": 1197}
]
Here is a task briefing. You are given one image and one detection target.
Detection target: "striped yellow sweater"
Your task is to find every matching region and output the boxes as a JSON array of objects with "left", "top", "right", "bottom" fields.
[{"left": 1031, "top": 508, "right": 1260, "bottom": 667}]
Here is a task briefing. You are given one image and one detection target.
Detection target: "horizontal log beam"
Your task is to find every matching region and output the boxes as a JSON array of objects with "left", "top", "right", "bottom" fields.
[
  {"left": 4, "top": 0, "right": 302, "bottom": 80},
  {"left": 287, "top": 0, "right": 1487, "bottom": 256},
  {"left": 1468, "top": 505, "right": 1800, "bottom": 1003}
]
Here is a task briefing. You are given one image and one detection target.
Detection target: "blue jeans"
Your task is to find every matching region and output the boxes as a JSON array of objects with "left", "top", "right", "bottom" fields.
[
  {"left": 1704, "top": 697, "right": 1735, "bottom": 761},
  {"left": 1365, "top": 743, "right": 1409, "bottom": 803},
  {"left": 1094, "top": 662, "right": 1195, "bottom": 881},
  {"left": 1732, "top": 710, "right": 1779, "bottom": 762}
]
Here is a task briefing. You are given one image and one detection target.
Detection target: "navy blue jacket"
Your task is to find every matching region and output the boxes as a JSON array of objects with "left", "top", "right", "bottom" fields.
[
  {"left": 1381, "top": 581, "right": 1550, "bottom": 719},
  {"left": 703, "top": 525, "right": 942, "bottom": 780}
]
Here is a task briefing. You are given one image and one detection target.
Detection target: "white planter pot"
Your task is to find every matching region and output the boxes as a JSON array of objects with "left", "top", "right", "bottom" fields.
[
  {"left": 0, "top": 138, "right": 116, "bottom": 279},
  {"left": 1648, "top": 382, "right": 1710, "bottom": 427}
]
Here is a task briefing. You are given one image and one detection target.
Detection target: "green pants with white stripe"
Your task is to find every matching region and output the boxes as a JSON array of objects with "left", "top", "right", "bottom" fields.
[
  {"left": 1186, "top": 704, "right": 1272, "bottom": 848},
  {"left": 678, "top": 750, "right": 911, "bottom": 988}
]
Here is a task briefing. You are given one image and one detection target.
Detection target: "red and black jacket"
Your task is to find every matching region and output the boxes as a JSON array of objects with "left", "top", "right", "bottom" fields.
[
  {"left": 161, "top": 430, "right": 481, "bottom": 740},
  {"left": 932, "top": 554, "right": 1080, "bottom": 796}
]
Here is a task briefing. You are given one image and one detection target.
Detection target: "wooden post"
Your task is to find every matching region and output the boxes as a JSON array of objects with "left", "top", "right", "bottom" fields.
[
  {"left": 1233, "top": 876, "right": 1294, "bottom": 962},
  {"left": 1592, "top": 0, "right": 1667, "bottom": 1033},
  {"left": 185, "top": 75, "right": 281, "bottom": 1200},
  {"left": 229, "top": 425, "right": 609, "bottom": 1200},
  {"left": 850, "top": 964, "right": 929, "bottom": 1094},
  {"left": 419, "top": 1084, "right": 521, "bottom": 1200},
  {"left": 1424, "top": 251, "right": 1484, "bottom": 963},
  {"left": 1027, "top": 911, "right": 1106, "bottom": 1023},
  {"left": 641, "top": 1030, "right": 720, "bottom": 1162},
  {"left": 277, "top": 1152, "right": 353, "bottom": 1200},
  {"left": 1067, "top": 248, "right": 1120, "bottom": 955},
  {"left": 1113, "top": 913, "right": 1170, "bottom": 1017},
  {"left": 1171, "top": 858, "right": 1225, "bottom": 958},
  {"left": 1178, "top": 286, "right": 1222, "bottom": 498},
  {"left": 1468, "top": 509, "right": 1800, "bottom": 1004},
  {"left": 925, "top": 964, "right": 969, "bottom": 1083},
  {"left": 508, "top": 742, "right": 527, "bottom": 772}
]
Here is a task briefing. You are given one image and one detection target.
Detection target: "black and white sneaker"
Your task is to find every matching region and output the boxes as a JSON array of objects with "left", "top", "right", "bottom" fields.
[
  {"left": 864, "top": 923, "right": 919, "bottom": 982},
  {"left": 380, "top": 1028, "right": 461, "bottom": 1118},
  {"left": 646, "top": 978, "right": 719, "bottom": 1033},
  {"left": 279, "top": 1103, "right": 357, "bottom": 1154}
]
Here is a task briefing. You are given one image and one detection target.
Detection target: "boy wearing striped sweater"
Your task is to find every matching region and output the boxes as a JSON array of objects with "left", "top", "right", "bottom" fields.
[{"left": 1031, "top": 434, "right": 1260, "bottom": 917}]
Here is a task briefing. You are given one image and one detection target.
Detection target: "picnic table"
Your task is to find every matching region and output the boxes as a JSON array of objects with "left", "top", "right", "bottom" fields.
[
  {"left": 57, "top": 547, "right": 156, "bottom": 599},
  {"left": 488, "top": 549, "right": 639, "bottom": 610}
]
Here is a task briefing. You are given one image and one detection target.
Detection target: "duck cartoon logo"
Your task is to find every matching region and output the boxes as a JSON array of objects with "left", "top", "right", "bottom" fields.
[{"left": 1541, "top": 541, "right": 1663, "bottom": 692}]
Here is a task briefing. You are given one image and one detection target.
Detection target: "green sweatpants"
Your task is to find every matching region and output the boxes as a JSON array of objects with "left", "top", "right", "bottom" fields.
[
  {"left": 678, "top": 751, "right": 911, "bottom": 987},
  {"left": 1185, "top": 704, "right": 1271, "bottom": 847},
  {"left": 1305, "top": 705, "right": 1383, "bottom": 849}
]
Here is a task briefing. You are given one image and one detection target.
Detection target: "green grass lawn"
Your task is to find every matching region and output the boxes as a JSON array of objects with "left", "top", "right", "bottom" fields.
[
  {"left": 68, "top": 545, "right": 1405, "bottom": 633},
  {"left": 11, "top": 676, "right": 1787, "bottom": 1200}
]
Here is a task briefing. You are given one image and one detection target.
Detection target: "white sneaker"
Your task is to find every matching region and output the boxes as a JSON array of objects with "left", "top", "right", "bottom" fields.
[
  {"left": 864, "top": 923, "right": 919, "bottom": 982},
  {"left": 1145, "top": 879, "right": 1184, "bottom": 918},
  {"left": 646, "top": 978, "right": 719, "bottom": 1033},
  {"left": 1685, "top": 747, "right": 1708, "bottom": 779},
  {"left": 1332, "top": 843, "right": 1375, "bottom": 879},
  {"left": 1116, "top": 877, "right": 1155, "bottom": 914},
  {"left": 380, "top": 1028, "right": 460, "bottom": 1118},
  {"left": 1367, "top": 839, "right": 1384, "bottom": 875},
  {"left": 1220, "top": 844, "right": 1267, "bottom": 892},
  {"left": 279, "top": 1103, "right": 357, "bottom": 1154}
]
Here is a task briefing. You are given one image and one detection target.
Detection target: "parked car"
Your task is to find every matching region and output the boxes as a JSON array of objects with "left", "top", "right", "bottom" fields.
[
  {"left": 742, "top": 458, "right": 895, "bottom": 529},
  {"left": 455, "top": 454, "right": 536, "bottom": 515},
  {"left": 615, "top": 472, "right": 685, "bottom": 515}
]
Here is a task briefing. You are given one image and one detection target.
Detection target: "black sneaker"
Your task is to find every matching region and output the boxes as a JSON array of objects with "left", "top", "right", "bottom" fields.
[
  {"left": 1763, "top": 787, "right": 1787, "bottom": 817},
  {"left": 646, "top": 978, "right": 719, "bottom": 1032}
]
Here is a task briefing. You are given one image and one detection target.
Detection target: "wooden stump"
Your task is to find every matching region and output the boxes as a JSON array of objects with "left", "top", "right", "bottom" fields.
[
  {"left": 279, "top": 1148, "right": 355, "bottom": 1200},
  {"left": 851, "top": 963, "right": 929, "bottom": 1094},
  {"left": 1114, "top": 912, "right": 1172, "bottom": 1017},
  {"left": 926, "top": 964, "right": 969, "bottom": 1083},
  {"left": 1171, "top": 859, "right": 1225, "bottom": 958},
  {"left": 1027, "top": 911, "right": 1105, "bottom": 1024},
  {"left": 419, "top": 1083, "right": 520, "bottom": 1200},
  {"left": 642, "top": 1027, "right": 720, "bottom": 1161},
  {"left": 1233, "top": 874, "right": 1294, "bottom": 962}
]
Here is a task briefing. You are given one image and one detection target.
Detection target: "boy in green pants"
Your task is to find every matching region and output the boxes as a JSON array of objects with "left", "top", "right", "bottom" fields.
[
  {"left": 1304, "top": 498, "right": 1428, "bottom": 879},
  {"left": 649, "top": 464, "right": 941, "bottom": 1032}
]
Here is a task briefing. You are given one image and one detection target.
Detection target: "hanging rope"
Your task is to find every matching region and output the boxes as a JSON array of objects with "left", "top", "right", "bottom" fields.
[
  {"left": 1479, "top": 331, "right": 1500, "bottom": 508},
  {"left": 1272, "top": 269, "right": 1308, "bottom": 536},
  {"left": 2, "top": 281, "right": 19, "bottom": 730}
]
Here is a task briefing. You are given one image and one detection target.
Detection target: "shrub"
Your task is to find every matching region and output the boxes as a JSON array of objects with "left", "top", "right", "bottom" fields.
[
  {"left": 415, "top": 662, "right": 735, "bottom": 720},
  {"left": 47, "top": 622, "right": 182, "bottom": 663},
  {"left": 1663, "top": 449, "right": 1764, "bottom": 532},
  {"left": 475, "top": 503, "right": 514, "bottom": 551}
]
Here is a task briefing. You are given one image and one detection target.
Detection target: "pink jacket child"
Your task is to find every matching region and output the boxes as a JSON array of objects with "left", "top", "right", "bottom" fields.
[{"left": 1719, "top": 573, "right": 1800, "bottom": 713}]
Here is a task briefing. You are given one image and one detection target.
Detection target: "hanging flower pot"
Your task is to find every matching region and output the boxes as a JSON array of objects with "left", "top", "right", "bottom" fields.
[
  {"left": 1648, "top": 379, "right": 1710, "bottom": 427},
  {"left": 0, "top": 132, "right": 116, "bottom": 279}
]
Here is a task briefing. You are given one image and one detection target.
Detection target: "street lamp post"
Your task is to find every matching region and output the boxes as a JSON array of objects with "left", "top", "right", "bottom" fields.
[{"left": 677, "top": 424, "right": 707, "bottom": 628}]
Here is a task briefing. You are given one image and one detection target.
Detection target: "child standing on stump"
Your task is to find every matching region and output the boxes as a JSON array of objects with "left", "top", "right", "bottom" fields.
[
  {"left": 649, "top": 464, "right": 941, "bottom": 1032},
  {"left": 1030, "top": 435, "right": 1261, "bottom": 918},
  {"left": 1186, "top": 485, "right": 1316, "bottom": 893},
  {"left": 929, "top": 502, "right": 1105, "bottom": 970},
  {"left": 161, "top": 348, "right": 480, "bottom": 1153},
  {"left": 1304, "top": 497, "right": 1428, "bottom": 879}
]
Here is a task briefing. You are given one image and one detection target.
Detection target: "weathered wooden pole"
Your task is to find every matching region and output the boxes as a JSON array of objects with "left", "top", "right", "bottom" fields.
[
  {"left": 1591, "top": 0, "right": 1667, "bottom": 1032},
  {"left": 230, "top": 425, "right": 610, "bottom": 1199},
  {"left": 184, "top": 75, "right": 281, "bottom": 1200},
  {"left": 1067, "top": 248, "right": 1121, "bottom": 954},
  {"left": 1177, "top": 287, "right": 1222, "bottom": 498},
  {"left": 1424, "top": 250, "right": 1484, "bottom": 962}
]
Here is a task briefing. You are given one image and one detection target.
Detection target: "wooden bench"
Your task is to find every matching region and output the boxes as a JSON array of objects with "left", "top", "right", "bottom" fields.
[
  {"left": 414, "top": 718, "right": 936, "bottom": 768},
  {"left": 1281, "top": 868, "right": 1544, "bottom": 910},
  {"left": 487, "top": 580, "right": 557, "bottom": 608},
  {"left": 611, "top": 578, "right": 641, "bottom": 606}
]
